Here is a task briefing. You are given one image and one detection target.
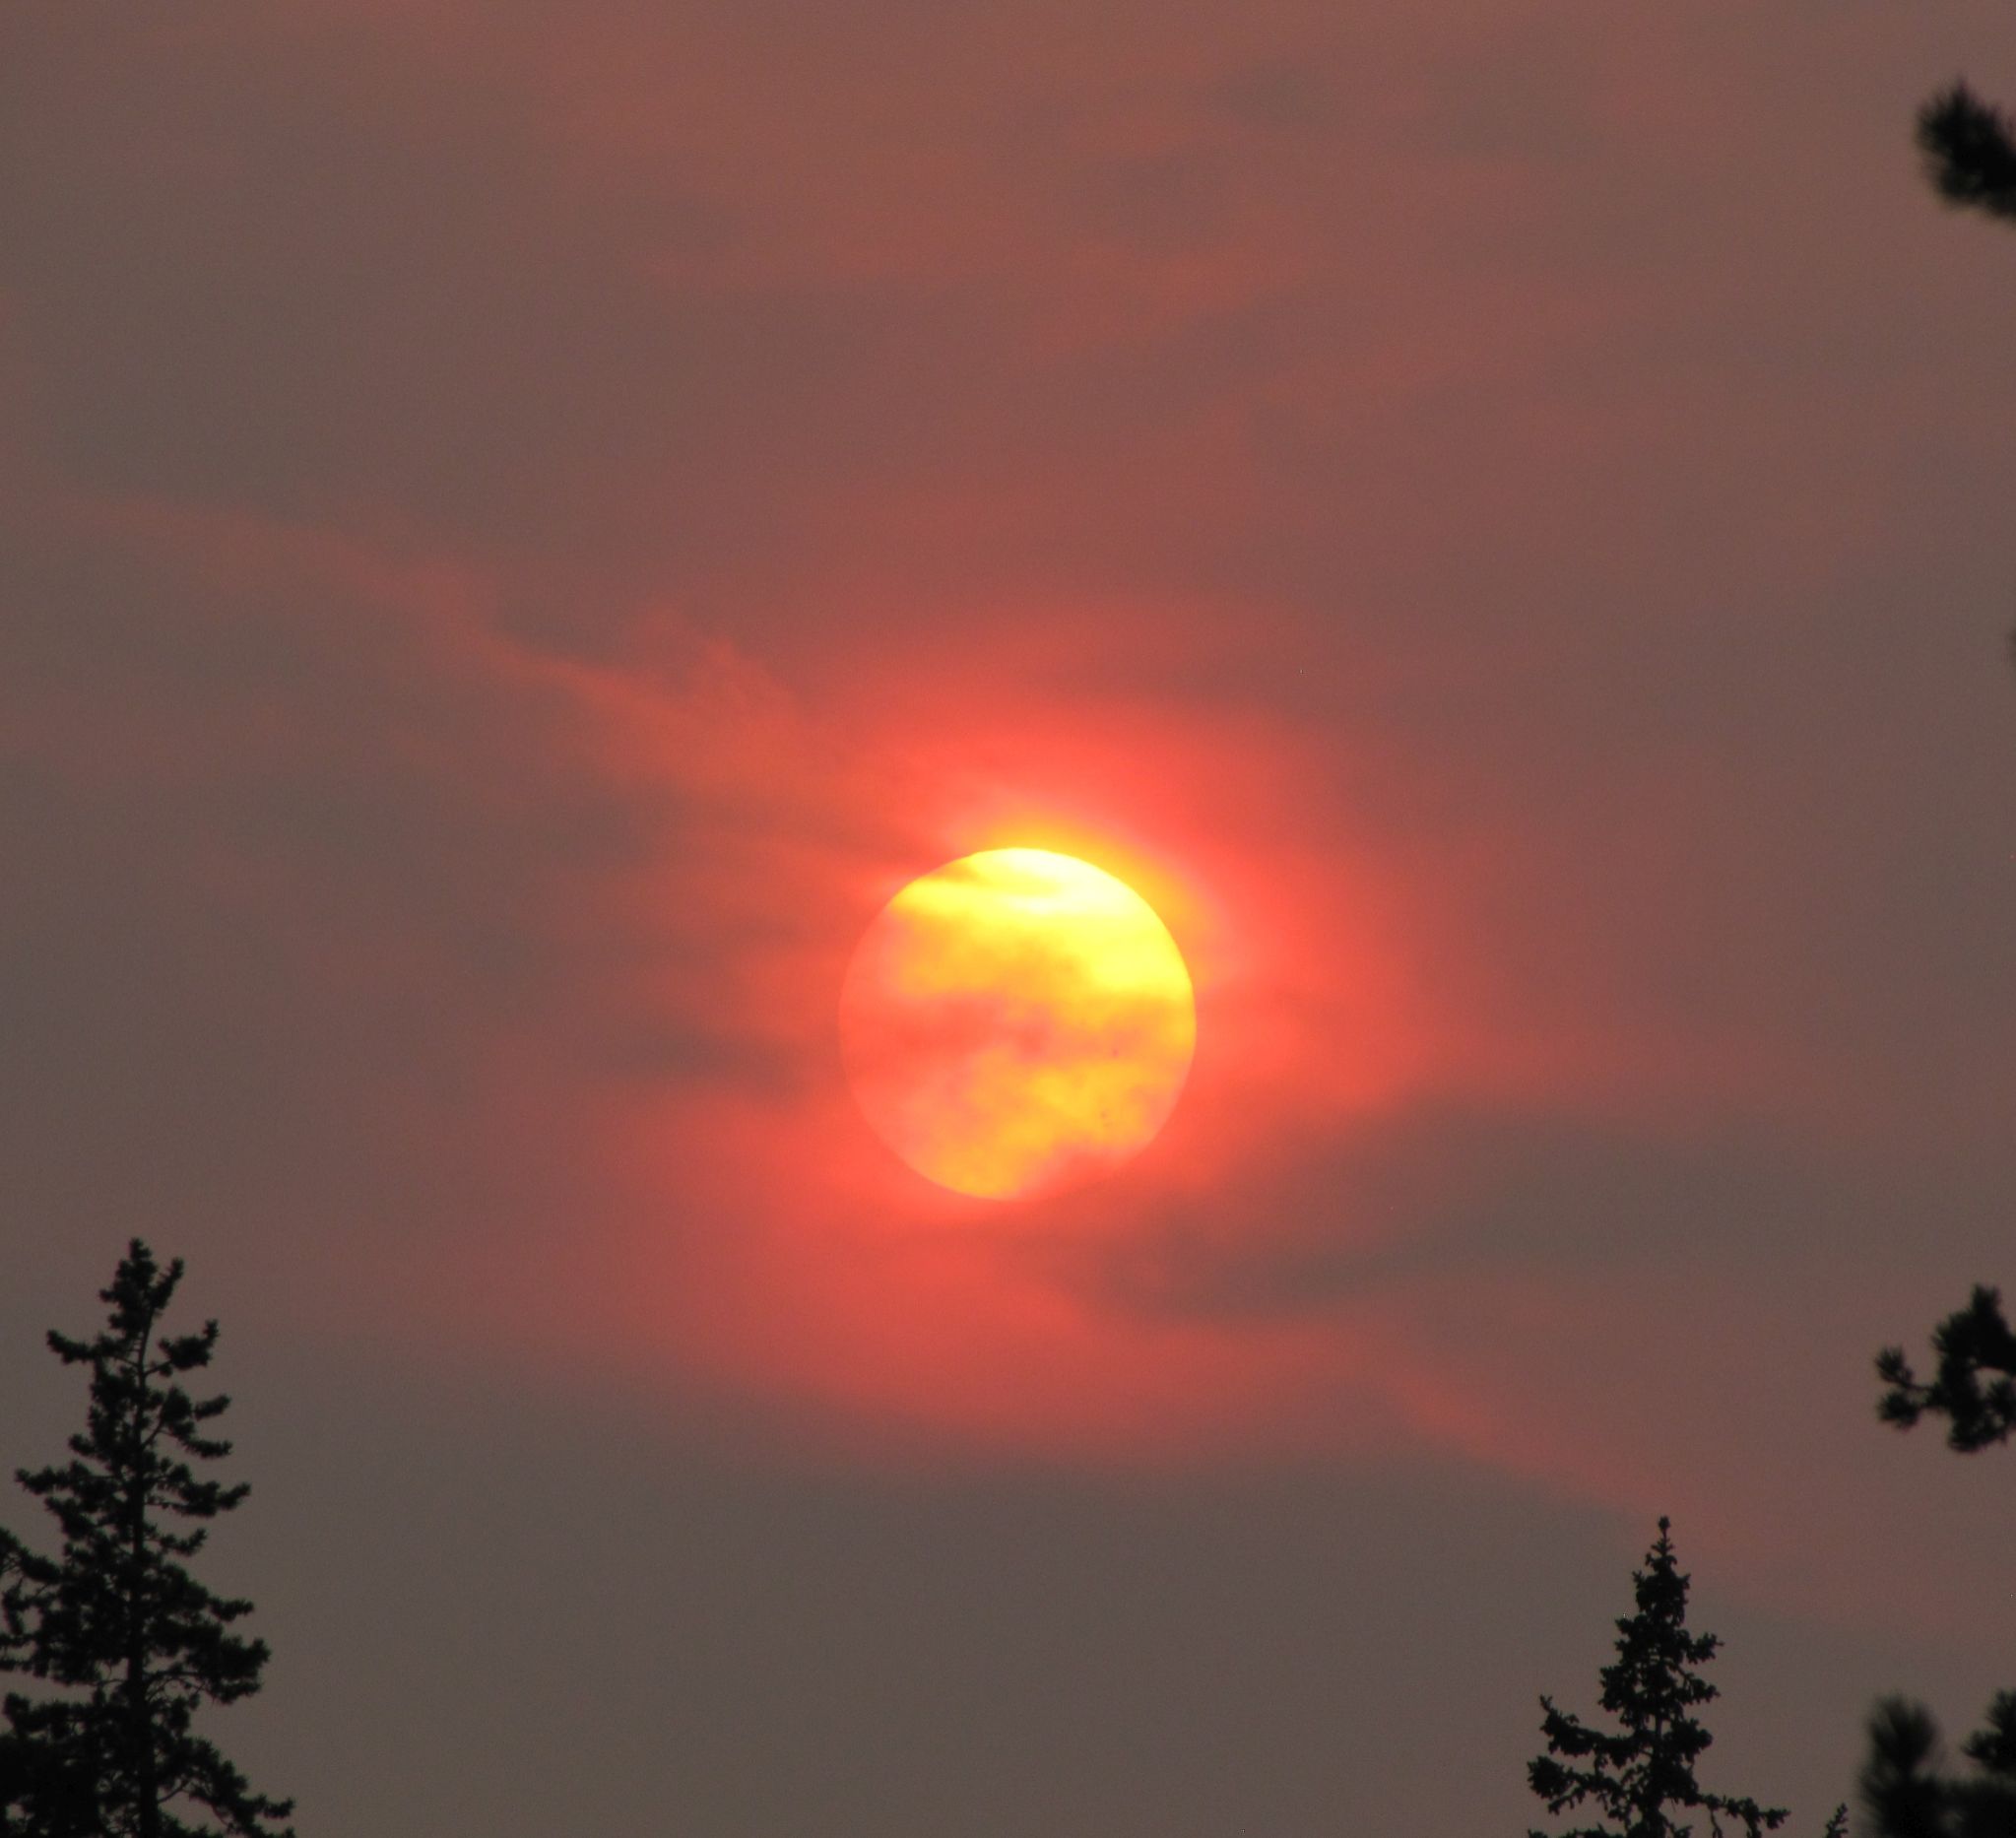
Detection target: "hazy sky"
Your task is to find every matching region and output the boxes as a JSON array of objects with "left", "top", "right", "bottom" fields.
[{"left": 3, "top": 3, "right": 2014, "bottom": 1833}]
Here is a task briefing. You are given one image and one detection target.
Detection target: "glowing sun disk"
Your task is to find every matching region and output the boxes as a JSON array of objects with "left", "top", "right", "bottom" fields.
[{"left": 839, "top": 849, "right": 1197, "bottom": 1200}]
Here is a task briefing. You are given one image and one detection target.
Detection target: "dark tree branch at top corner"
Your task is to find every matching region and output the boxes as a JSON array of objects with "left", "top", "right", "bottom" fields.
[{"left": 1918, "top": 81, "right": 2016, "bottom": 224}]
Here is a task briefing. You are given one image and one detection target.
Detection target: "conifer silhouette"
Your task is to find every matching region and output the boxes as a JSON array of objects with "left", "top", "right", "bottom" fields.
[
  {"left": 0, "top": 1242, "right": 293, "bottom": 1838},
  {"left": 1527, "top": 1518, "right": 1843, "bottom": 1838}
]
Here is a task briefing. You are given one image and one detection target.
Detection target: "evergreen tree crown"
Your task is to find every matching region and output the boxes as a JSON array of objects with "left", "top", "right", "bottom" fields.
[
  {"left": 1528, "top": 1519, "right": 1789, "bottom": 1838},
  {"left": 0, "top": 1241, "right": 293, "bottom": 1838}
]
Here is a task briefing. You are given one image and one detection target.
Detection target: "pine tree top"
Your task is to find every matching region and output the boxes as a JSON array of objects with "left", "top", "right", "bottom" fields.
[
  {"left": 1, "top": 1239, "right": 293, "bottom": 1838},
  {"left": 1528, "top": 1519, "right": 1789, "bottom": 1838}
]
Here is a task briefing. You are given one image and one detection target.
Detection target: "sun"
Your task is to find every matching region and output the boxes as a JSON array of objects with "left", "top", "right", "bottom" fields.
[{"left": 839, "top": 848, "right": 1198, "bottom": 1200}]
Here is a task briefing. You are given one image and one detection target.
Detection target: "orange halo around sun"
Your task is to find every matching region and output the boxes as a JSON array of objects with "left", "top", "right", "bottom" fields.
[{"left": 839, "top": 849, "right": 1198, "bottom": 1200}]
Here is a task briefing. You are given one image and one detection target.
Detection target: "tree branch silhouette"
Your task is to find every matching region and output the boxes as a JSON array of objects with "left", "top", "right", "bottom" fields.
[
  {"left": 1918, "top": 83, "right": 2016, "bottom": 223},
  {"left": 1866, "top": 1281, "right": 2016, "bottom": 1832},
  {"left": 1875, "top": 1284, "right": 2016, "bottom": 1453}
]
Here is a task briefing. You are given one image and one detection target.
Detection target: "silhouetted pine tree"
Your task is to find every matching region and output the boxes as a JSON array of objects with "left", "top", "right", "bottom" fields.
[
  {"left": 1862, "top": 1699, "right": 1949, "bottom": 1838},
  {"left": 1527, "top": 1518, "right": 1844, "bottom": 1838},
  {"left": 1863, "top": 1293, "right": 2016, "bottom": 1836},
  {"left": 0, "top": 1242, "right": 293, "bottom": 1838},
  {"left": 1918, "top": 83, "right": 2016, "bottom": 224}
]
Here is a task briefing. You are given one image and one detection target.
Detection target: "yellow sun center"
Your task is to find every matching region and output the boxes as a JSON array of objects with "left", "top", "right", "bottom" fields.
[{"left": 839, "top": 848, "right": 1197, "bottom": 1200}]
